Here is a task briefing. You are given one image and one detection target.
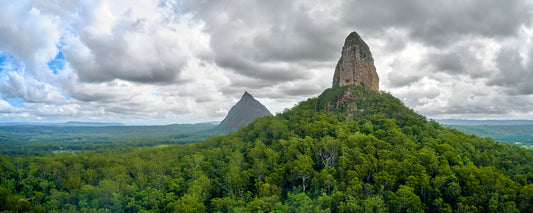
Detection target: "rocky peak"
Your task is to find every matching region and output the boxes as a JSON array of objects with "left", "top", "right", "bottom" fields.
[
  {"left": 217, "top": 92, "right": 272, "bottom": 132},
  {"left": 332, "top": 31, "right": 379, "bottom": 90},
  {"left": 241, "top": 91, "right": 254, "bottom": 101}
]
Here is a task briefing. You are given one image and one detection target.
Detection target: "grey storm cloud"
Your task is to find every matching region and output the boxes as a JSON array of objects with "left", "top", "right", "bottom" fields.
[
  {"left": 175, "top": 0, "right": 533, "bottom": 91},
  {"left": 177, "top": 0, "right": 345, "bottom": 83},
  {"left": 489, "top": 47, "right": 533, "bottom": 95},
  {"left": 426, "top": 44, "right": 490, "bottom": 78},
  {"left": 430, "top": 53, "right": 465, "bottom": 74},
  {"left": 215, "top": 54, "right": 306, "bottom": 82},
  {"left": 342, "top": 0, "right": 531, "bottom": 46},
  {"left": 387, "top": 71, "right": 423, "bottom": 88}
]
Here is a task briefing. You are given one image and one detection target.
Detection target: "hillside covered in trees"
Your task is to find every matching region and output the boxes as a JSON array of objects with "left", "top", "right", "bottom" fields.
[{"left": 1, "top": 85, "right": 533, "bottom": 212}]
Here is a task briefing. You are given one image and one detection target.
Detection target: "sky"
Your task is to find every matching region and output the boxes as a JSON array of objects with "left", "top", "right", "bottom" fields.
[{"left": 1, "top": 0, "right": 533, "bottom": 125}]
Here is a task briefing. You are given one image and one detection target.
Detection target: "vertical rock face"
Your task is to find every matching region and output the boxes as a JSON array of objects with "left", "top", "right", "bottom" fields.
[
  {"left": 332, "top": 31, "right": 379, "bottom": 90},
  {"left": 217, "top": 92, "right": 272, "bottom": 132}
]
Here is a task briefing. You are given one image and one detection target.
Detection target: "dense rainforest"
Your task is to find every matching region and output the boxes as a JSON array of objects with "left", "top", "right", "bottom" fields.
[{"left": 1, "top": 85, "right": 533, "bottom": 212}]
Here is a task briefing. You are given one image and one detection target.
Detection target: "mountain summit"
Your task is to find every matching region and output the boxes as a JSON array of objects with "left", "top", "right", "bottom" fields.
[
  {"left": 217, "top": 92, "right": 272, "bottom": 132},
  {"left": 332, "top": 31, "right": 379, "bottom": 90}
]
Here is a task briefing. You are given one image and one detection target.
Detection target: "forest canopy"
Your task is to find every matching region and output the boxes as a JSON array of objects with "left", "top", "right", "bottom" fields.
[{"left": 1, "top": 85, "right": 533, "bottom": 212}]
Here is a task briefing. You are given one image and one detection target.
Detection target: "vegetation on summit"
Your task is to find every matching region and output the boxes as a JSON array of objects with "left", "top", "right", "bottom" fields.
[{"left": 1, "top": 85, "right": 533, "bottom": 212}]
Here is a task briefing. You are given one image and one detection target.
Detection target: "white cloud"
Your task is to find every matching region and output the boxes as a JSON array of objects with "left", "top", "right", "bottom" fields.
[
  {"left": 1, "top": 0, "right": 533, "bottom": 124},
  {"left": 0, "top": 0, "right": 61, "bottom": 79},
  {"left": 62, "top": 0, "right": 211, "bottom": 84},
  {"left": 0, "top": 70, "right": 66, "bottom": 104},
  {"left": 0, "top": 98, "right": 15, "bottom": 113}
]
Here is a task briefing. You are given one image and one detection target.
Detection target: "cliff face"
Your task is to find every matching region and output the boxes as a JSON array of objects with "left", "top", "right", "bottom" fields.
[
  {"left": 332, "top": 32, "right": 379, "bottom": 91},
  {"left": 217, "top": 92, "right": 272, "bottom": 132}
]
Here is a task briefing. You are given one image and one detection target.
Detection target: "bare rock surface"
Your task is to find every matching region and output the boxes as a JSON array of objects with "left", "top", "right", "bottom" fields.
[{"left": 332, "top": 31, "right": 379, "bottom": 90}]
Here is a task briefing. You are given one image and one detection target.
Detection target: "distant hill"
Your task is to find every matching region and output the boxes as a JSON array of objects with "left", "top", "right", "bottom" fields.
[
  {"left": 438, "top": 119, "right": 533, "bottom": 125},
  {"left": 64, "top": 121, "right": 125, "bottom": 126},
  {"left": 217, "top": 91, "right": 272, "bottom": 132},
  {"left": 446, "top": 124, "right": 533, "bottom": 148},
  {"left": 0, "top": 121, "right": 124, "bottom": 126},
  {"left": 437, "top": 120, "right": 533, "bottom": 148},
  {"left": 0, "top": 123, "right": 218, "bottom": 155}
]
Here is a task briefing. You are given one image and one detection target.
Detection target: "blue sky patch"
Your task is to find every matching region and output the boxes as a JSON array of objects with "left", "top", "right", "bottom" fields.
[
  {"left": 0, "top": 55, "right": 7, "bottom": 65},
  {"left": 6, "top": 97, "right": 24, "bottom": 108},
  {"left": 62, "top": 93, "right": 72, "bottom": 100},
  {"left": 0, "top": 51, "right": 24, "bottom": 77},
  {"left": 47, "top": 51, "right": 65, "bottom": 75},
  {"left": 0, "top": 52, "right": 14, "bottom": 72}
]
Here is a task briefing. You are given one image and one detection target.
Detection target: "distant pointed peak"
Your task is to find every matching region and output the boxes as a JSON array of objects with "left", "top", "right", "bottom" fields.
[
  {"left": 241, "top": 91, "right": 254, "bottom": 99},
  {"left": 218, "top": 91, "right": 272, "bottom": 132}
]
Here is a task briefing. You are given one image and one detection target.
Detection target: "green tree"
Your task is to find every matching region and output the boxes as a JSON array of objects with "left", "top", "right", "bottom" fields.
[
  {"left": 292, "top": 154, "right": 314, "bottom": 192},
  {"left": 390, "top": 185, "right": 425, "bottom": 212},
  {"left": 362, "top": 195, "right": 387, "bottom": 213}
]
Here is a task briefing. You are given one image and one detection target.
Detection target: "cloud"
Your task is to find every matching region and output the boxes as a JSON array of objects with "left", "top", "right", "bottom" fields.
[
  {"left": 342, "top": 0, "right": 532, "bottom": 46},
  {"left": 178, "top": 0, "right": 345, "bottom": 83},
  {"left": 387, "top": 71, "right": 423, "bottom": 88},
  {"left": 488, "top": 45, "right": 533, "bottom": 95},
  {"left": 62, "top": 1, "right": 211, "bottom": 84},
  {"left": 0, "top": 0, "right": 61, "bottom": 79},
  {"left": 0, "top": 70, "right": 66, "bottom": 104},
  {"left": 2, "top": 0, "right": 533, "bottom": 124},
  {"left": 0, "top": 98, "right": 15, "bottom": 113}
]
